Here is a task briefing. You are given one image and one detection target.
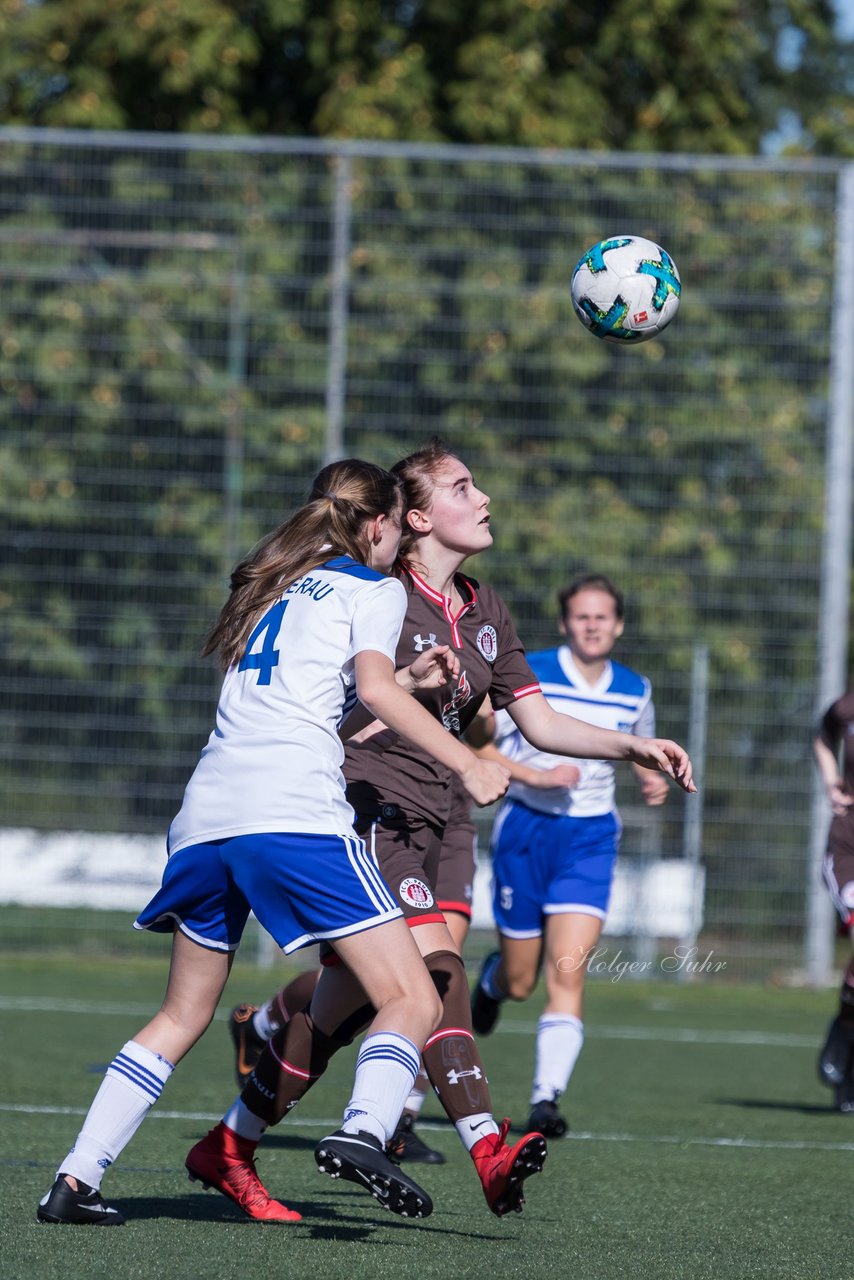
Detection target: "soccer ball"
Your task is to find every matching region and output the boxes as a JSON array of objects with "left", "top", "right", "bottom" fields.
[{"left": 570, "top": 234, "right": 681, "bottom": 344}]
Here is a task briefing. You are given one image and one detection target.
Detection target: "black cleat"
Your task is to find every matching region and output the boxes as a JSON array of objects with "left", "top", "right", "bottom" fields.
[
  {"left": 387, "top": 1113, "right": 446, "bottom": 1164},
  {"left": 315, "top": 1128, "right": 433, "bottom": 1218},
  {"left": 527, "top": 1096, "right": 569, "bottom": 1139},
  {"left": 818, "top": 1016, "right": 854, "bottom": 1087},
  {"left": 37, "top": 1176, "right": 125, "bottom": 1226},
  {"left": 471, "top": 951, "right": 503, "bottom": 1035},
  {"left": 229, "top": 1003, "right": 266, "bottom": 1087}
]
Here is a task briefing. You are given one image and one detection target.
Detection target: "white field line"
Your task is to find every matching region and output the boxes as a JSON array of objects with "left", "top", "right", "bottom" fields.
[
  {"left": 3, "top": 1103, "right": 854, "bottom": 1154},
  {"left": 0, "top": 996, "right": 819, "bottom": 1048}
]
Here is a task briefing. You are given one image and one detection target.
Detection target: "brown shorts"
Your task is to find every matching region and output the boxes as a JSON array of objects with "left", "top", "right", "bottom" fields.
[
  {"left": 435, "top": 811, "right": 477, "bottom": 919},
  {"left": 353, "top": 801, "right": 447, "bottom": 928},
  {"left": 824, "top": 820, "right": 854, "bottom": 926}
]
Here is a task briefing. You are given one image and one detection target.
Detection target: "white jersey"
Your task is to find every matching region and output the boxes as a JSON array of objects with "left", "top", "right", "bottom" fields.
[
  {"left": 493, "top": 646, "right": 655, "bottom": 818},
  {"left": 169, "top": 557, "right": 407, "bottom": 852}
]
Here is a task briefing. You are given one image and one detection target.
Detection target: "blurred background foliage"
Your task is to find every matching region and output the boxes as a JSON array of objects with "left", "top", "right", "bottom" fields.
[
  {"left": 0, "top": 0, "right": 851, "bottom": 155},
  {"left": 0, "top": 2, "right": 852, "bottom": 966}
]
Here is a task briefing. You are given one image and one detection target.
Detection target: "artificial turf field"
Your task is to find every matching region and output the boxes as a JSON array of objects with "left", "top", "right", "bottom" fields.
[{"left": 2, "top": 946, "right": 852, "bottom": 1280}]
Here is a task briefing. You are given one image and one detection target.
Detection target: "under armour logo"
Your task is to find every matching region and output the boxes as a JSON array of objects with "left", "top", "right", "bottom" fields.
[
  {"left": 412, "top": 633, "right": 438, "bottom": 652},
  {"left": 447, "top": 1066, "right": 483, "bottom": 1085}
]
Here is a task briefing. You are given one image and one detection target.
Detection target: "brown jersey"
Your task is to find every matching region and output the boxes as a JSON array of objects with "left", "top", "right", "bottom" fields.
[
  {"left": 343, "top": 566, "right": 539, "bottom": 825},
  {"left": 818, "top": 694, "right": 854, "bottom": 798},
  {"left": 818, "top": 694, "right": 854, "bottom": 918}
]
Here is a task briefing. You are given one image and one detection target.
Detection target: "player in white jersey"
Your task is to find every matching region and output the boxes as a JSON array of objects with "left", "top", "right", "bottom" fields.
[
  {"left": 470, "top": 575, "right": 672, "bottom": 1138},
  {"left": 37, "top": 458, "right": 509, "bottom": 1229}
]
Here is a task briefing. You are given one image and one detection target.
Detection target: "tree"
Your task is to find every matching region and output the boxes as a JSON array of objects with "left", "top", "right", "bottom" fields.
[{"left": 0, "top": 0, "right": 851, "bottom": 156}]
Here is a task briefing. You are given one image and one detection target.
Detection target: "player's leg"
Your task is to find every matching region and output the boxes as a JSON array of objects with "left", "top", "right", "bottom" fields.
[
  {"left": 392, "top": 808, "right": 478, "bottom": 1164},
  {"left": 192, "top": 830, "right": 439, "bottom": 1219},
  {"left": 39, "top": 929, "right": 232, "bottom": 1225},
  {"left": 472, "top": 800, "right": 544, "bottom": 1033},
  {"left": 229, "top": 966, "right": 320, "bottom": 1086},
  {"left": 527, "top": 910, "right": 603, "bottom": 1137},
  {"left": 390, "top": 926, "right": 468, "bottom": 1165},
  {"left": 408, "top": 921, "right": 546, "bottom": 1216},
  {"left": 818, "top": 843, "right": 854, "bottom": 1104},
  {"left": 526, "top": 812, "right": 618, "bottom": 1137},
  {"left": 362, "top": 804, "right": 547, "bottom": 1215},
  {"left": 38, "top": 839, "right": 246, "bottom": 1226},
  {"left": 312, "top": 917, "right": 443, "bottom": 1217}
]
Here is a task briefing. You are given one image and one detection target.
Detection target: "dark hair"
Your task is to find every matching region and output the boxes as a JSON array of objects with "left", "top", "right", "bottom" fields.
[
  {"left": 203, "top": 458, "right": 402, "bottom": 670},
  {"left": 558, "top": 574, "right": 624, "bottom": 620},
  {"left": 391, "top": 437, "right": 460, "bottom": 570}
]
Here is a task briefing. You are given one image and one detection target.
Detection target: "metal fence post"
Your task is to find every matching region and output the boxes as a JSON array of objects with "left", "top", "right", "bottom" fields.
[
  {"left": 805, "top": 163, "right": 854, "bottom": 987},
  {"left": 324, "top": 154, "right": 353, "bottom": 466}
]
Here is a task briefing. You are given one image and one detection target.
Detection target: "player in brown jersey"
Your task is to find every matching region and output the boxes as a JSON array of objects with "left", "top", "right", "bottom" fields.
[
  {"left": 226, "top": 724, "right": 571, "bottom": 1165},
  {"left": 814, "top": 693, "right": 854, "bottom": 1111},
  {"left": 199, "top": 440, "right": 696, "bottom": 1219}
]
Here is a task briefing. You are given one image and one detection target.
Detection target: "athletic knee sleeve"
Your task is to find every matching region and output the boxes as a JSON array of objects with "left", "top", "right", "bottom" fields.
[{"left": 424, "top": 949, "right": 470, "bottom": 1019}]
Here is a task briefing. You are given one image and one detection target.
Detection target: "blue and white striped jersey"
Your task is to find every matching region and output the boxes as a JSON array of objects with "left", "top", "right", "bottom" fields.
[
  {"left": 493, "top": 645, "right": 655, "bottom": 818},
  {"left": 168, "top": 557, "right": 407, "bottom": 853}
]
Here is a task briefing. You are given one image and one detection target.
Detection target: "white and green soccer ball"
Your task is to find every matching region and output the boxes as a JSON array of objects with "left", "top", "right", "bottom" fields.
[{"left": 570, "top": 234, "right": 682, "bottom": 344}]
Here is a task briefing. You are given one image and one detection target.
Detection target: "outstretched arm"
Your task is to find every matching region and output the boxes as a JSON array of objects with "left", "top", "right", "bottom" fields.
[
  {"left": 474, "top": 738, "right": 582, "bottom": 791},
  {"left": 508, "top": 691, "right": 696, "bottom": 793}
]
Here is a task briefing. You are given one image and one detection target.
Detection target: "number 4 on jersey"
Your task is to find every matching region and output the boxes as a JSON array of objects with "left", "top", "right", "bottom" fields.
[{"left": 238, "top": 600, "right": 288, "bottom": 685}]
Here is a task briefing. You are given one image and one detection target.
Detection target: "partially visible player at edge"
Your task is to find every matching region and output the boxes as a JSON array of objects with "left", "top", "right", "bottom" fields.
[
  {"left": 814, "top": 693, "right": 854, "bottom": 1112},
  {"left": 199, "top": 438, "right": 696, "bottom": 1219},
  {"left": 36, "top": 458, "right": 510, "bottom": 1227},
  {"left": 470, "top": 574, "right": 672, "bottom": 1138}
]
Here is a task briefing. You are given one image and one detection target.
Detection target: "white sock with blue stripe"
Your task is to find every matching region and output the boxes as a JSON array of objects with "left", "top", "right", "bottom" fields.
[
  {"left": 341, "top": 1032, "right": 421, "bottom": 1145},
  {"left": 58, "top": 1040, "right": 175, "bottom": 1189},
  {"left": 531, "top": 1014, "right": 584, "bottom": 1105}
]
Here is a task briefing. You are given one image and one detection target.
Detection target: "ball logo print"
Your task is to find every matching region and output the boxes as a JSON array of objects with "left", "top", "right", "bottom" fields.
[{"left": 570, "top": 234, "right": 681, "bottom": 344}]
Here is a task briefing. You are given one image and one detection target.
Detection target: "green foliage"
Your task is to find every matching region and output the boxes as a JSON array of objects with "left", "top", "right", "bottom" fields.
[{"left": 0, "top": 0, "right": 851, "bottom": 154}]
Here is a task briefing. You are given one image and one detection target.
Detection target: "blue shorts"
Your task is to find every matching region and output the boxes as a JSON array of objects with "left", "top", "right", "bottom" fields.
[
  {"left": 490, "top": 801, "right": 620, "bottom": 939},
  {"left": 134, "top": 831, "right": 402, "bottom": 955}
]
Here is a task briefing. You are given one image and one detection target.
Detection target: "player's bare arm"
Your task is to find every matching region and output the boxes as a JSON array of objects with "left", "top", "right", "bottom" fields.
[
  {"left": 341, "top": 646, "right": 461, "bottom": 744},
  {"left": 633, "top": 764, "right": 671, "bottom": 806},
  {"left": 353, "top": 649, "right": 509, "bottom": 806},
  {"left": 474, "top": 738, "right": 582, "bottom": 791},
  {"left": 507, "top": 692, "right": 696, "bottom": 793}
]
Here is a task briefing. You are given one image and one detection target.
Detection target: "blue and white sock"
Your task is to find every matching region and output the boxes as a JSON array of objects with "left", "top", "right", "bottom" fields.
[
  {"left": 403, "top": 1065, "right": 431, "bottom": 1116},
  {"left": 341, "top": 1032, "right": 421, "bottom": 1145},
  {"left": 59, "top": 1040, "right": 174, "bottom": 1189},
  {"left": 531, "top": 1014, "right": 584, "bottom": 1105}
]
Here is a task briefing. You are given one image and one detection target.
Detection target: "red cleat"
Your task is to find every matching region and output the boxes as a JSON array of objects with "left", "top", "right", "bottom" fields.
[
  {"left": 186, "top": 1122, "right": 301, "bottom": 1223},
  {"left": 471, "top": 1118, "right": 547, "bottom": 1217}
]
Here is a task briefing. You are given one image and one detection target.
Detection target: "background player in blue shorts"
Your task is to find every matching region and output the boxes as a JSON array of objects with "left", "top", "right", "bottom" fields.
[
  {"left": 36, "top": 458, "right": 509, "bottom": 1228},
  {"left": 470, "top": 575, "right": 672, "bottom": 1138}
]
